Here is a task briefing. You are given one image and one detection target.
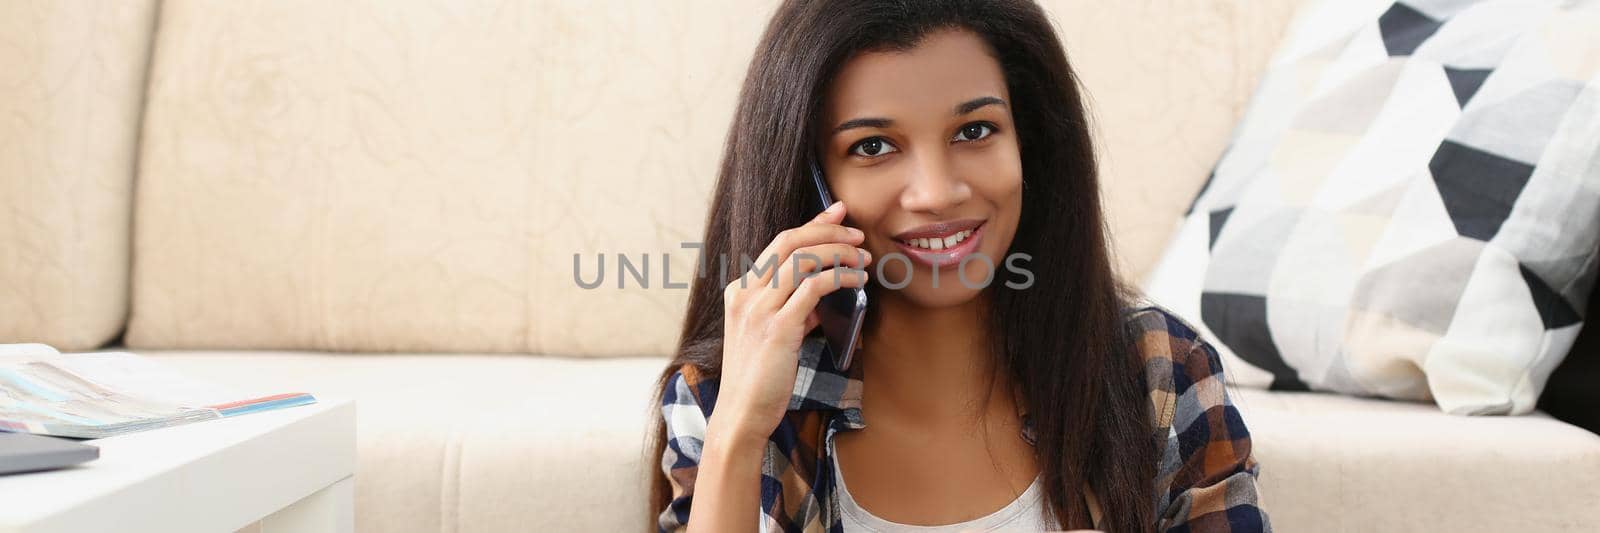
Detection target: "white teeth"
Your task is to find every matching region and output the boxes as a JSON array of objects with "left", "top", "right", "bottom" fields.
[{"left": 903, "top": 229, "right": 976, "bottom": 250}]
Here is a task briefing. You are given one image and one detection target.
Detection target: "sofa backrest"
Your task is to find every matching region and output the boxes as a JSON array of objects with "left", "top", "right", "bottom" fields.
[
  {"left": 0, "top": 0, "right": 159, "bottom": 351},
  {"left": 5, "top": 1, "right": 1309, "bottom": 355}
]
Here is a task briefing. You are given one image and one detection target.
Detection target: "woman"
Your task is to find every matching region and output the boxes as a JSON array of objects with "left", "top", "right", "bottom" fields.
[{"left": 645, "top": 1, "right": 1267, "bottom": 531}]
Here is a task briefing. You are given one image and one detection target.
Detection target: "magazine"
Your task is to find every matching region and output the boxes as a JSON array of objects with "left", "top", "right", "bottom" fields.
[{"left": 0, "top": 344, "right": 315, "bottom": 439}]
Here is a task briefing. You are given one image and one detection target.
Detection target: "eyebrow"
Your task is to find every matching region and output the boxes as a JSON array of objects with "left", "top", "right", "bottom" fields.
[{"left": 830, "top": 96, "right": 1007, "bottom": 135}]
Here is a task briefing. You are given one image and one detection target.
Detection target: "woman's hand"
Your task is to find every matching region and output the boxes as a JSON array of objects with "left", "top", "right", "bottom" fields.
[{"left": 712, "top": 201, "right": 871, "bottom": 443}]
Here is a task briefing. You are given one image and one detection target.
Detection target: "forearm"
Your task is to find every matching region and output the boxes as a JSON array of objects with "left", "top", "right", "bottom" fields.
[{"left": 686, "top": 417, "right": 767, "bottom": 533}]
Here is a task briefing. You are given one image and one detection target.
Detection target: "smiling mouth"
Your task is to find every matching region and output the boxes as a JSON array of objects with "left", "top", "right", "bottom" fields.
[
  {"left": 889, "top": 220, "right": 987, "bottom": 269},
  {"left": 897, "top": 228, "right": 976, "bottom": 251}
]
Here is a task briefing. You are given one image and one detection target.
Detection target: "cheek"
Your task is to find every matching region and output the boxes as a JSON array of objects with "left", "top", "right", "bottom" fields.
[
  {"left": 973, "top": 146, "right": 1024, "bottom": 210},
  {"left": 973, "top": 146, "right": 1024, "bottom": 257},
  {"left": 830, "top": 180, "right": 897, "bottom": 248}
]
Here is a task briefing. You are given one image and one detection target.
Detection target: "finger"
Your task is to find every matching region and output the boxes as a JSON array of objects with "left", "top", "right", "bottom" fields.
[
  {"left": 774, "top": 266, "right": 869, "bottom": 327},
  {"left": 793, "top": 243, "right": 873, "bottom": 273},
  {"left": 803, "top": 310, "right": 820, "bottom": 333},
  {"left": 748, "top": 222, "right": 863, "bottom": 288},
  {"left": 761, "top": 243, "right": 872, "bottom": 296},
  {"left": 813, "top": 200, "right": 846, "bottom": 223},
  {"left": 728, "top": 226, "right": 861, "bottom": 307}
]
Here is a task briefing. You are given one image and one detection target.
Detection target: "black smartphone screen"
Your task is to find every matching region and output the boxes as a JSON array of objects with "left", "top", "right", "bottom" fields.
[{"left": 808, "top": 159, "right": 868, "bottom": 372}]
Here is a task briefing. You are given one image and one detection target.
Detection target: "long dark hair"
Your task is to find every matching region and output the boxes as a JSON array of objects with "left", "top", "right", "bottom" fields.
[{"left": 643, "top": 0, "right": 1153, "bottom": 530}]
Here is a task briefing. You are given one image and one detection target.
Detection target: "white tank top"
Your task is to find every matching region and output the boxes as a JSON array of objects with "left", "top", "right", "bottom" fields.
[{"left": 830, "top": 439, "right": 1061, "bottom": 532}]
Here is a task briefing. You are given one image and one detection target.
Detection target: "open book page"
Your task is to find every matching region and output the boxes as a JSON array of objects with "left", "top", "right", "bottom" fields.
[{"left": 0, "top": 349, "right": 315, "bottom": 439}]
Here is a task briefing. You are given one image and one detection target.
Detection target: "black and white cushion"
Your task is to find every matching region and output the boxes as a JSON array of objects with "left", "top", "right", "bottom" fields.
[{"left": 1144, "top": 0, "right": 1600, "bottom": 415}]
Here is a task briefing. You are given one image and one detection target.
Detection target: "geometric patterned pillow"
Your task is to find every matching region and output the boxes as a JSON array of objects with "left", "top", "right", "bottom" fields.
[{"left": 1144, "top": 0, "right": 1600, "bottom": 415}]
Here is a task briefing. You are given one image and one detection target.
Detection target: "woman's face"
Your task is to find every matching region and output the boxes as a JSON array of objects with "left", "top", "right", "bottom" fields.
[{"left": 817, "top": 28, "right": 1024, "bottom": 309}]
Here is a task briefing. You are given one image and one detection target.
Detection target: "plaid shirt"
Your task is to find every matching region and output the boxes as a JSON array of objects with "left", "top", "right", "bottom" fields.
[{"left": 657, "top": 306, "right": 1269, "bottom": 532}]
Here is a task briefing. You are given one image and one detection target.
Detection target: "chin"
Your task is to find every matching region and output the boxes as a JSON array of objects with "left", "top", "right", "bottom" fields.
[
  {"left": 878, "top": 259, "right": 999, "bottom": 309},
  {"left": 895, "top": 279, "right": 986, "bottom": 308}
]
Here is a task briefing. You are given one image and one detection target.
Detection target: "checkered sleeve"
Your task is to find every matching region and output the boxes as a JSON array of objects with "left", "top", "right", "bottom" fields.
[
  {"left": 1154, "top": 327, "right": 1271, "bottom": 532},
  {"left": 658, "top": 369, "right": 708, "bottom": 533}
]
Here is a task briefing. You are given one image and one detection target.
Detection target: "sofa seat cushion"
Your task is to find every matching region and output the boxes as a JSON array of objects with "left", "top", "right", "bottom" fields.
[
  {"left": 143, "top": 352, "right": 671, "bottom": 533},
  {"left": 141, "top": 353, "right": 1599, "bottom": 532},
  {"left": 1236, "top": 388, "right": 1600, "bottom": 532}
]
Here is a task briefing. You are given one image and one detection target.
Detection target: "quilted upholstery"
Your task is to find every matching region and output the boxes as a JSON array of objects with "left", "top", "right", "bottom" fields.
[
  {"left": 0, "top": 0, "right": 158, "bottom": 350},
  {"left": 124, "top": 0, "right": 1307, "bottom": 355}
]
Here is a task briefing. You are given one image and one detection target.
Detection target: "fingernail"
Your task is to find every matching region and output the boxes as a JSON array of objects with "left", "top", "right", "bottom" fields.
[
  {"left": 848, "top": 227, "right": 864, "bottom": 238},
  {"left": 826, "top": 201, "right": 842, "bottom": 213}
]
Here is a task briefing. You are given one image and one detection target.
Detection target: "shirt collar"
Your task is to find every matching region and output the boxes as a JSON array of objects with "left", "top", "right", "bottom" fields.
[{"left": 786, "top": 333, "right": 1037, "bottom": 446}]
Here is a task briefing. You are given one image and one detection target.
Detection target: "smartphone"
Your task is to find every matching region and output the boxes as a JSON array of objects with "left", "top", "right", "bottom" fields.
[{"left": 808, "top": 158, "right": 868, "bottom": 372}]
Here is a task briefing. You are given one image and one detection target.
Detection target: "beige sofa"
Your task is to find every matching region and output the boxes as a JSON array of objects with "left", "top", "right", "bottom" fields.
[{"left": 4, "top": 1, "right": 1597, "bottom": 531}]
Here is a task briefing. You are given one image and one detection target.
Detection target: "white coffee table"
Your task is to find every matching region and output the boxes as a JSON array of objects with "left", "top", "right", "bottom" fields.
[{"left": 0, "top": 398, "right": 355, "bottom": 533}]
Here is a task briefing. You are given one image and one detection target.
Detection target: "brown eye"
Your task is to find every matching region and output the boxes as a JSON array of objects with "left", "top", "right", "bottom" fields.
[
  {"left": 954, "top": 123, "right": 994, "bottom": 142},
  {"left": 850, "top": 137, "right": 899, "bottom": 158}
]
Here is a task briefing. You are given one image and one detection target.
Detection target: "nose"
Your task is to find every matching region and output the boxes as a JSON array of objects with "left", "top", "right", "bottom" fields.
[{"left": 898, "top": 149, "right": 971, "bottom": 214}]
